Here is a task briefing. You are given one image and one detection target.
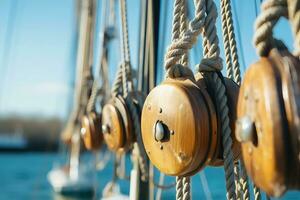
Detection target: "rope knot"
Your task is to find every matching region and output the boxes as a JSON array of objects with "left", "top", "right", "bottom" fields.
[
  {"left": 166, "top": 64, "right": 194, "bottom": 79},
  {"left": 197, "top": 57, "right": 223, "bottom": 72}
]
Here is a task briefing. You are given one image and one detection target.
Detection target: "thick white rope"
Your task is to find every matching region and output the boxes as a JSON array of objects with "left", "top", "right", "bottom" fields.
[
  {"left": 220, "top": 1, "right": 248, "bottom": 199},
  {"left": 220, "top": 0, "right": 241, "bottom": 85},
  {"left": 287, "top": 0, "right": 300, "bottom": 56},
  {"left": 197, "top": 0, "right": 236, "bottom": 199},
  {"left": 253, "top": 0, "right": 288, "bottom": 56}
]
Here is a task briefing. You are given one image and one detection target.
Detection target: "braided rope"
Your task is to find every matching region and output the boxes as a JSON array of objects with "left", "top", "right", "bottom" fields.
[
  {"left": 86, "top": 79, "right": 99, "bottom": 113},
  {"left": 111, "top": 65, "right": 123, "bottom": 96},
  {"left": 125, "top": 94, "right": 148, "bottom": 181},
  {"left": 220, "top": 0, "right": 241, "bottom": 84},
  {"left": 253, "top": 0, "right": 288, "bottom": 56},
  {"left": 253, "top": 184, "right": 262, "bottom": 200},
  {"left": 239, "top": 161, "right": 250, "bottom": 200},
  {"left": 234, "top": 163, "right": 241, "bottom": 199},
  {"left": 176, "top": 177, "right": 183, "bottom": 200},
  {"left": 172, "top": 0, "right": 183, "bottom": 42},
  {"left": 220, "top": 1, "right": 249, "bottom": 199},
  {"left": 120, "top": 0, "right": 131, "bottom": 63},
  {"left": 197, "top": 0, "right": 236, "bottom": 199},
  {"left": 182, "top": 177, "right": 191, "bottom": 200},
  {"left": 287, "top": 0, "right": 300, "bottom": 56},
  {"left": 164, "top": 0, "right": 206, "bottom": 78},
  {"left": 180, "top": 0, "right": 189, "bottom": 66}
]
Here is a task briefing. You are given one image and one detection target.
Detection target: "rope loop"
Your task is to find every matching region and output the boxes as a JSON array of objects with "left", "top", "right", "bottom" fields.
[
  {"left": 164, "top": 0, "right": 206, "bottom": 77},
  {"left": 253, "top": 0, "right": 288, "bottom": 56},
  {"left": 166, "top": 64, "right": 194, "bottom": 79},
  {"left": 197, "top": 56, "right": 222, "bottom": 72}
]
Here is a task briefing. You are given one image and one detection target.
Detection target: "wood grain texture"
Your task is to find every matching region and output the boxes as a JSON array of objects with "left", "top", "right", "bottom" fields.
[
  {"left": 81, "top": 112, "right": 103, "bottom": 150},
  {"left": 141, "top": 77, "right": 217, "bottom": 176},
  {"left": 102, "top": 101, "right": 125, "bottom": 151}
]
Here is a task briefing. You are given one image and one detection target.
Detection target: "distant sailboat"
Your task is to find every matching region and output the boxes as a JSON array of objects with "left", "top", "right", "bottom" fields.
[
  {"left": 0, "top": 126, "right": 28, "bottom": 151},
  {"left": 47, "top": 130, "right": 96, "bottom": 196}
]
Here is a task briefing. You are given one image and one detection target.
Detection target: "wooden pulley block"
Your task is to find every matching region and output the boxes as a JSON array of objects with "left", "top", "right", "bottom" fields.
[
  {"left": 236, "top": 49, "right": 300, "bottom": 197},
  {"left": 102, "top": 95, "right": 133, "bottom": 152},
  {"left": 195, "top": 73, "right": 241, "bottom": 166},
  {"left": 141, "top": 77, "right": 218, "bottom": 176},
  {"left": 81, "top": 112, "right": 103, "bottom": 150}
]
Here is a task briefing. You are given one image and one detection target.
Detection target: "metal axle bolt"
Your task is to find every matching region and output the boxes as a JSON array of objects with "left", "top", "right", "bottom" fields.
[
  {"left": 236, "top": 116, "right": 255, "bottom": 143},
  {"left": 102, "top": 124, "right": 110, "bottom": 134},
  {"left": 80, "top": 127, "right": 86, "bottom": 136},
  {"left": 153, "top": 121, "right": 165, "bottom": 141}
]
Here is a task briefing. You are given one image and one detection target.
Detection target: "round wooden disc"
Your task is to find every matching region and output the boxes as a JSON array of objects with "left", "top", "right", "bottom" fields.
[
  {"left": 114, "top": 95, "right": 133, "bottom": 151},
  {"left": 141, "top": 78, "right": 214, "bottom": 176},
  {"left": 270, "top": 49, "right": 300, "bottom": 189},
  {"left": 102, "top": 101, "right": 125, "bottom": 151},
  {"left": 237, "top": 58, "right": 287, "bottom": 196},
  {"left": 81, "top": 112, "right": 103, "bottom": 150}
]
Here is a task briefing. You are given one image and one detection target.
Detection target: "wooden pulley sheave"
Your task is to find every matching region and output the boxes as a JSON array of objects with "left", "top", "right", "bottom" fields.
[
  {"left": 102, "top": 86, "right": 144, "bottom": 152},
  {"left": 79, "top": 0, "right": 115, "bottom": 151},
  {"left": 141, "top": 0, "right": 240, "bottom": 179},
  {"left": 236, "top": 0, "right": 300, "bottom": 197},
  {"left": 101, "top": 0, "right": 145, "bottom": 155}
]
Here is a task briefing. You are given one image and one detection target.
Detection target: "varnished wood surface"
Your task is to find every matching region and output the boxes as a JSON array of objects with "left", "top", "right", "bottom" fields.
[
  {"left": 238, "top": 55, "right": 288, "bottom": 196},
  {"left": 141, "top": 77, "right": 217, "bottom": 176},
  {"left": 102, "top": 101, "right": 125, "bottom": 151},
  {"left": 238, "top": 49, "right": 300, "bottom": 196},
  {"left": 81, "top": 112, "right": 103, "bottom": 150}
]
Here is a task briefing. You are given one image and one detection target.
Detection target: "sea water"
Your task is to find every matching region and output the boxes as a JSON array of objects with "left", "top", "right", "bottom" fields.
[{"left": 0, "top": 152, "right": 299, "bottom": 200}]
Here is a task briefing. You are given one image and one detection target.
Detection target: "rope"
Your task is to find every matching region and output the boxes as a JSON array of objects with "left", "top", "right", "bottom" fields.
[
  {"left": 86, "top": 79, "right": 99, "bottom": 113},
  {"left": 164, "top": 0, "right": 206, "bottom": 78},
  {"left": 287, "top": 0, "right": 300, "bottom": 56},
  {"left": 220, "top": 0, "right": 241, "bottom": 84},
  {"left": 167, "top": 1, "right": 193, "bottom": 199},
  {"left": 125, "top": 93, "right": 149, "bottom": 181},
  {"left": 180, "top": 0, "right": 189, "bottom": 66},
  {"left": 239, "top": 161, "right": 250, "bottom": 200},
  {"left": 176, "top": 177, "right": 183, "bottom": 200},
  {"left": 111, "top": 64, "right": 123, "bottom": 96},
  {"left": 253, "top": 184, "right": 262, "bottom": 200},
  {"left": 253, "top": 0, "right": 288, "bottom": 56},
  {"left": 234, "top": 163, "right": 241, "bottom": 199},
  {"left": 196, "top": 0, "right": 236, "bottom": 199},
  {"left": 182, "top": 177, "right": 191, "bottom": 200},
  {"left": 220, "top": 1, "right": 249, "bottom": 199}
]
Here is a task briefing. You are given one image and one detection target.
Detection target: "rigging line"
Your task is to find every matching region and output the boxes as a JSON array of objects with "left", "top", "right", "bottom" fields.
[
  {"left": 0, "top": 0, "right": 19, "bottom": 109},
  {"left": 156, "top": 0, "right": 168, "bottom": 84},
  {"left": 232, "top": 0, "right": 247, "bottom": 74},
  {"left": 199, "top": 172, "right": 213, "bottom": 200},
  {"left": 254, "top": 0, "right": 258, "bottom": 18}
]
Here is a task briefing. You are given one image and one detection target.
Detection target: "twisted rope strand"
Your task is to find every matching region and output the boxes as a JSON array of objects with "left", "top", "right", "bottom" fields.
[
  {"left": 253, "top": 0, "right": 288, "bottom": 56},
  {"left": 176, "top": 177, "right": 183, "bottom": 200},
  {"left": 180, "top": 0, "right": 189, "bottom": 66},
  {"left": 221, "top": 0, "right": 241, "bottom": 84},
  {"left": 240, "top": 161, "right": 250, "bottom": 200},
  {"left": 220, "top": 0, "right": 233, "bottom": 79},
  {"left": 287, "top": 0, "right": 300, "bottom": 56},
  {"left": 253, "top": 184, "right": 262, "bottom": 200},
  {"left": 164, "top": 0, "right": 206, "bottom": 78},
  {"left": 197, "top": 0, "right": 236, "bottom": 199},
  {"left": 182, "top": 177, "right": 191, "bottom": 200}
]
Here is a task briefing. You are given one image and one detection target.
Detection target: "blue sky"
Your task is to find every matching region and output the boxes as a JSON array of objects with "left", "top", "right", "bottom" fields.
[{"left": 0, "top": 0, "right": 294, "bottom": 119}]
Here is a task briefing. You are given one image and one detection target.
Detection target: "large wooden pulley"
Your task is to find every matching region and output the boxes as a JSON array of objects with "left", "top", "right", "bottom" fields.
[
  {"left": 81, "top": 112, "right": 103, "bottom": 150},
  {"left": 195, "top": 73, "right": 241, "bottom": 166},
  {"left": 102, "top": 92, "right": 144, "bottom": 152},
  {"left": 141, "top": 77, "right": 218, "bottom": 176},
  {"left": 102, "top": 95, "right": 133, "bottom": 152},
  {"left": 236, "top": 49, "right": 300, "bottom": 197}
]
